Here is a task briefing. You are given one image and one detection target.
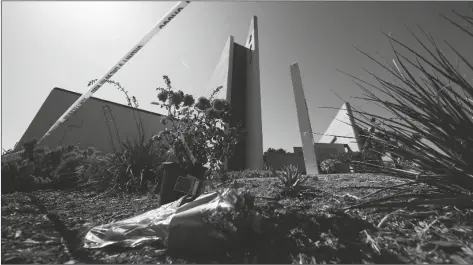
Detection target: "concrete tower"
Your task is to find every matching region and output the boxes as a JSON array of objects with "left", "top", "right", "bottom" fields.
[
  {"left": 243, "top": 17, "right": 264, "bottom": 170},
  {"left": 205, "top": 16, "right": 264, "bottom": 170},
  {"left": 290, "top": 63, "right": 319, "bottom": 175}
]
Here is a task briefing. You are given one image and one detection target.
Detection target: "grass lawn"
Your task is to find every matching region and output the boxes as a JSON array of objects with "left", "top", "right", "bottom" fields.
[{"left": 2, "top": 173, "right": 472, "bottom": 264}]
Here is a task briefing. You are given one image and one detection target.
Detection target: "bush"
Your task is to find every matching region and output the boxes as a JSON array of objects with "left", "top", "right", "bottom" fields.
[
  {"left": 320, "top": 159, "right": 345, "bottom": 174},
  {"left": 2, "top": 145, "right": 76, "bottom": 193},
  {"left": 1, "top": 144, "right": 115, "bottom": 193},
  {"left": 2, "top": 160, "right": 36, "bottom": 193},
  {"left": 89, "top": 78, "right": 170, "bottom": 194},
  {"left": 151, "top": 76, "right": 244, "bottom": 174},
  {"left": 51, "top": 147, "right": 85, "bottom": 189},
  {"left": 107, "top": 135, "right": 168, "bottom": 194}
]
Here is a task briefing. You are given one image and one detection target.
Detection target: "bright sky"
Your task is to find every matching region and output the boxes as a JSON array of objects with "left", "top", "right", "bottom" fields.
[{"left": 2, "top": 1, "right": 472, "bottom": 152}]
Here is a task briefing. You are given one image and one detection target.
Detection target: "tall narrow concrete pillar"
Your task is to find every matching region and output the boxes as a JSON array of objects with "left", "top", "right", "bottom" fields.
[
  {"left": 290, "top": 63, "right": 319, "bottom": 175},
  {"left": 244, "top": 16, "right": 264, "bottom": 170}
]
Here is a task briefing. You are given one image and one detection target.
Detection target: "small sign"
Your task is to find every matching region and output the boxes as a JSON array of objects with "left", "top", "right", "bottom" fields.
[{"left": 174, "top": 174, "right": 201, "bottom": 196}]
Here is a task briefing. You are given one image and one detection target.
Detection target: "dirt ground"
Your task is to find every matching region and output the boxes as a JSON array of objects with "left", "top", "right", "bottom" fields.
[{"left": 2, "top": 173, "right": 472, "bottom": 264}]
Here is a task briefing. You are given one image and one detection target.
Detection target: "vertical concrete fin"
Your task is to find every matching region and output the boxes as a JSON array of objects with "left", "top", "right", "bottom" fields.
[
  {"left": 290, "top": 63, "right": 319, "bottom": 175},
  {"left": 244, "top": 16, "right": 264, "bottom": 169},
  {"left": 204, "top": 36, "right": 235, "bottom": 100},
  {"left": 204, "top": 16, "right": 264, "bottom": 170}
]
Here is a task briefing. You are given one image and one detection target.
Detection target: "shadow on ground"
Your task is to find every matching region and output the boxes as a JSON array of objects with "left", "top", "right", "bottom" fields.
[{"left": 251, "top": 204, "right": 406, "bottom": 264}]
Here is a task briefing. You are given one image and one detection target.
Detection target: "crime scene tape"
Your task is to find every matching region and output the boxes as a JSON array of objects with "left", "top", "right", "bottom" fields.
[{"left": 1, "top": 1, "right": 191, "bottom": 164}]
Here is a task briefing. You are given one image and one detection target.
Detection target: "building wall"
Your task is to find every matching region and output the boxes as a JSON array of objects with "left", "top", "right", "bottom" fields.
[{"left": 16, "top": 88, "right": 168, "bottom": 153}]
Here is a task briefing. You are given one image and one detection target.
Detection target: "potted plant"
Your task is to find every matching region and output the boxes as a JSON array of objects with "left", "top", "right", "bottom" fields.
[{"left": 151, "top": 75, "right": 244, "bottom": 205}]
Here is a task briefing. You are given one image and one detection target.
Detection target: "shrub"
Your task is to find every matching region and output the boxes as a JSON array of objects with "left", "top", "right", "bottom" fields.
[
  {"left": 263, "top": 148, "right": 288, "bottom": 155},
  {"left": 320, "top": 159, "right": 344, "bottom": 174},
  {"left": 108, "top": 135, "right": 168, "bottom": 193},
  {"left": 89, "top": 79, "right": 169, "bottom": 194},
  {"left": 73, "top": 148, "right": 111, "bottom": 187},
  {"left": 1, "top": 145, "right": 90, "bottom": 193},
  {"left": 2, "top": 160, "right": 30, "bottom": 193},
  {"left": 151, "top": 75, "right": 244, "bottom": 174},
  {"left": 21, "top": 138, "right": 38, "bottom": 161},
  {"left": 51, "top": 147, "right": 85, "bottom": 189}
]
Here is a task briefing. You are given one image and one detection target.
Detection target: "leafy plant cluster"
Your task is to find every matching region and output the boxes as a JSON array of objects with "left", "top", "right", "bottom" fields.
[
  {"left": 88, "top": 79, "right": 169, "bottom": 193},
  {"left": 1, "top": 140, "right": 99, "bottom": 193},
  {"left": 263, "top": 148, "right": 289, "bottom": 170},
  {"left": 263, "top": 148, "right": 288, "bottom": 155},
  {"left": 84, "top": 75, "right": 245, "bottom": 193},
  {"left": 320, "top": 159, "right": 345, "bottom": 174},
  {"left": 1, "top": 139, "right": 167, "bottom": 195},
  {"left": 105, "top": 135, "right": 168, "bottom": 193},
  {"left": 151, "top": 75, "right": 244, "bottom": 174}
]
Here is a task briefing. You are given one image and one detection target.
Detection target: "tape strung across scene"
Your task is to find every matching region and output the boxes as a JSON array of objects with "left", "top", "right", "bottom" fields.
[{"left": 1, "top": 1, "right": 191, "bottom": 163}]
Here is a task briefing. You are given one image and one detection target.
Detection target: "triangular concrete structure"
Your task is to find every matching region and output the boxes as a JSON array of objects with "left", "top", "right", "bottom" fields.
[{"left": 318, "top": 102, "right": 361, "bottom": 152}]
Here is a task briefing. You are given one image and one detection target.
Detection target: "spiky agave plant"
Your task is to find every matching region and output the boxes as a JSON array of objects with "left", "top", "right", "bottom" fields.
[
  {"left": 341, "top": 9, "right": 473, "bottom": 209},
  {"left": 276, "top": 164, "right": 310, "bottom": 196}
]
